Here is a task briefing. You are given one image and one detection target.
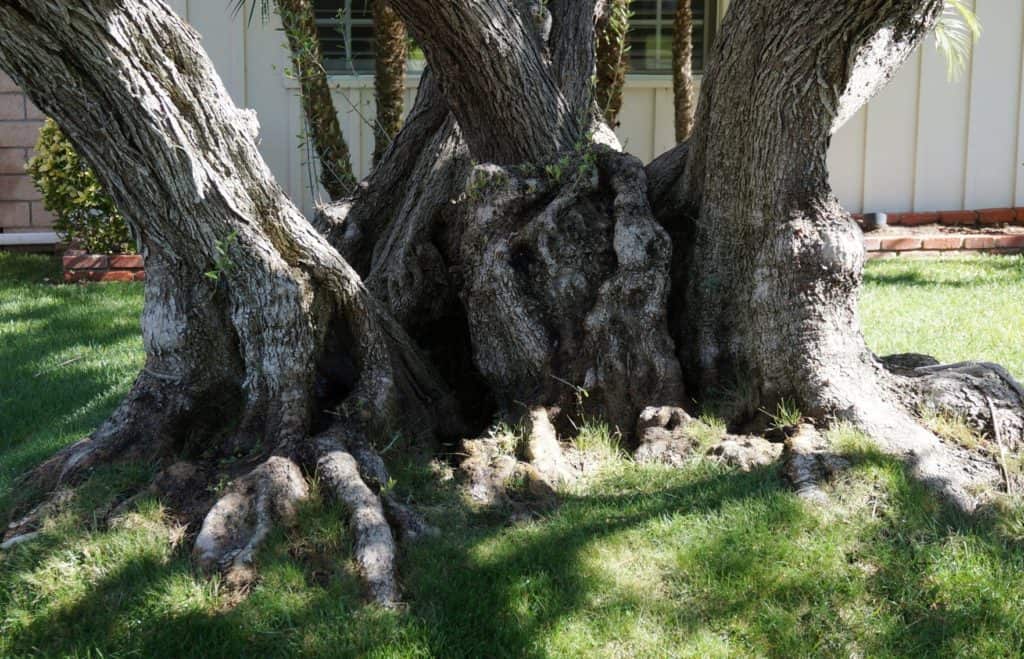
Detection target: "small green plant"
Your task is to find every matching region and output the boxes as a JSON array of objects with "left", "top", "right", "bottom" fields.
[
  {"left": 551, "top": 374, "right": 590, "bottom": 414},
  {"left": 573, "top": 420, "right": 626, "bottom": 462},
  {"left": 26, "top": 118, "right": 134, "bottom": 254},
  {"left": 762, "top": 398, "right": 802, "bottom": 432},
  {"left": 544, "top": 157, "right": 568, "bottom": 184},
  {"left": 204, "top": 231, "right": 239, "bottom": 282},
  {"left": 688, "top": 413, "right": 728, "bottom": 451}
]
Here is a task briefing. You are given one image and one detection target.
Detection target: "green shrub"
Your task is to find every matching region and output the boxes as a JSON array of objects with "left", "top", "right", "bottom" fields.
[{"left": 26, "top": 118, "right": 134, "bottom": 254}]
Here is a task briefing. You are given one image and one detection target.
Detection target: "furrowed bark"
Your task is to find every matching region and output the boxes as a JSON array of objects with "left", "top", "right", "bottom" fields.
[
  {"left": 669, "top": 0, "right": 1016, "bottom": 510},
  {"left": 0, "top": 0, "right": 460, "bottom": 565},
  {"left": 549, "top": 0, "right": 601, "bottom": 120},
  {"left": 678, "top": 0, "right": 943, "bottom": 408},
  {"left": 387, "top": 0, "right": 581, "bottom": 163}
]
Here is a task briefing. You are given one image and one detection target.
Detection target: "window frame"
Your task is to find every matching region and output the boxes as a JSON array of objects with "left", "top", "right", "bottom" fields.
[{"left": 312, "top": 0, "right": 719, "bottom": 79}]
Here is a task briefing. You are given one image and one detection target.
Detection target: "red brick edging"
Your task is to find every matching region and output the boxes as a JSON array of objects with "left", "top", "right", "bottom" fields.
[
  {"left": 63, "top": 250, "right": 145, "bottom": 282},
  {"left": 864, "top": 233, "right": 1024, "bottom": 258},
  {"left": 58, "top": 207, "right": 1024, "bottom": 282},
  {"left": 852, "top": 207, "right": 1024, "bottom": 228}
]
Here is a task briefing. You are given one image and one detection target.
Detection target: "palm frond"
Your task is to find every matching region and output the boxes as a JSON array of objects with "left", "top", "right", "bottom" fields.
[
  {"left": 934, "top": 0, "right": 982, "bottom": 81},
  {"left": 229, "top": 0, "right": 273, "bottom": 25}
]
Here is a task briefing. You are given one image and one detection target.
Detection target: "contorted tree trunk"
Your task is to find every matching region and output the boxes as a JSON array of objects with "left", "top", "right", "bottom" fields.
[
  {"left": 3, "top": 0, "right": 1024, "bottom": 605},
  {"left": 657, "top": 0, "right": 1023, "bottom": 509},
  {"left": 0, "top": 0, "right": 457, "bottom": 604}
]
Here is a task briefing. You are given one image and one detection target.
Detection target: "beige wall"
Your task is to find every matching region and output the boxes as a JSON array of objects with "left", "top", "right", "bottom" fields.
[{"left": 4, "top": 0, "right": 1022, "bottom": 234}]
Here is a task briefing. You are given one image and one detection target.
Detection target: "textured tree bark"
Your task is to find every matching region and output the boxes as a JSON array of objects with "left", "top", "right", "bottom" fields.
[
  {"left": 666, "top": 0, "right": 1006, "bottom": 509},
  {"left": 672, "top": 1, "right": 695, "bottom": 142},
  {"left": 0, "top": 0, "right": 457, "bottom": 595},
  {"left": 3, "top": 0, "right": 1024, "bottom": 601},
  {"left": 387, "top": 0, "right": 581, "bottom": 163},
  {"left": 372, "top": 0, "right": 408, "bottom": 165},
  {"left": 276, "top": 0, "right": 357, "bottom": 199}
]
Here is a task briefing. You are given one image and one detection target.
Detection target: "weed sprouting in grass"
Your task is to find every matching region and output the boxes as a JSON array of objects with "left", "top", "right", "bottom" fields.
[
  {"left": 918, "top": 405, "right": 985, "bottom": 450},
  {"left": 573, "top": 419, "right": 626, "bottom": 463},
  {"left": 763, "top": 398, "right": 802, "bottom": 432}
]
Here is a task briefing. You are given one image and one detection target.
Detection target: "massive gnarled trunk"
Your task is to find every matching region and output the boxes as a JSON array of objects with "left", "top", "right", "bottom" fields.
[{"left": 2, "top": 0, "right": 1023, "bottom": 602}]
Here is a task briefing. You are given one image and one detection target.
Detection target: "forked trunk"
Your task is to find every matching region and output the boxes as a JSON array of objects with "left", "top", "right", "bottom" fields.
[{"left": 3, "top": 0, "right": 1024, "bottom": 602}]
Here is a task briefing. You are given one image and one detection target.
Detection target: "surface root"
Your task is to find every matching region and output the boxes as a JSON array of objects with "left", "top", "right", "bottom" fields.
[
  {"left": 193, "top": 457, "right": 309, "bottom": 590},
  {"left": 316, "top": 430, "right": 401, "bottom": 607}
]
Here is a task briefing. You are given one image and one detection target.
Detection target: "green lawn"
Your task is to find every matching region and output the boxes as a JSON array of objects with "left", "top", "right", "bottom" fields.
[{"left": 1, "top": 252, "right": 1024, "bottom": 658}]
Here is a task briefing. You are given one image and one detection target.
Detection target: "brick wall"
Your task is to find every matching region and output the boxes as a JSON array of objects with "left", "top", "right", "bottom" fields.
[{"left": 0, "top": 71, "right": 52, "bottom": 234}]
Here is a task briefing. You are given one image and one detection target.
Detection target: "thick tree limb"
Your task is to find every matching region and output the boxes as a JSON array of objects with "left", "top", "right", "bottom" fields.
[{"left": 387, "top": 0, "right": 581, "bottom": 163}]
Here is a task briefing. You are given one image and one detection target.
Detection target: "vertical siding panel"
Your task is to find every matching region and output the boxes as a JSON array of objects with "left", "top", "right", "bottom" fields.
[
  {"left": 289, "top": 90, "right": 316, "bottom": 216},
  {"left": 189, "top": 3, "right": 246, "bottom": 105},
  {"left": 243, "top": 13, "right": 294, "bottom": 199},
  {"left": 331, "top": 83, "right": 366, "bottom": 181},
  {"left": 862, "top": 49, "right": 921, "bottom": 212},
  {"left": 652, "top": 86, "right": 676, "bottom": 159},
  {"left": 964, "top": 0, "right": 1023, "bottom": 209},
  {"left": 1015, "top": 15, "right": 1024, "bottom": 205},
  {"left": 360, "top": 86, "right": 375, "bottom": 176},
  {"left": 615, "top": 87, "right": 655, "bottom": 162},
  {"left": 914, "top": 5, "right": 973, "bottom": 212},
  {"left": 828, "top": 107, "right": 867, "bottom": 213}
]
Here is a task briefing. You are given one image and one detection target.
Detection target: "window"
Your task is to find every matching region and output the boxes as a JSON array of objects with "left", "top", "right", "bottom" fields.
[
  {"left": 313, "top": 0, "right": 375, "bottom": 75},
  {"left": 629, "top": 1, "right": 717, "bottom": 75},
  {"left": 313, "top": 0, "right": 715, "bottom": 77}
]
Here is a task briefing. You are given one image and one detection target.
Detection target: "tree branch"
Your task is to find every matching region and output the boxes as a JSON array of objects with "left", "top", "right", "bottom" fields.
[{"left": 387, "top": 0, "right": 581, "bottom": 163}]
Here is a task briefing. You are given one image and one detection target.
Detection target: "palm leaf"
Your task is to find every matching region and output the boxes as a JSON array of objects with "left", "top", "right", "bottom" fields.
[{"left": 934, "top": 0, "right": 982, "bottom": 81}]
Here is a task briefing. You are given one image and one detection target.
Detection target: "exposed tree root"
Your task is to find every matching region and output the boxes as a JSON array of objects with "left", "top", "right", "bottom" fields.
[
  {"left": 315, "top": 431, "right": 400, "bottom": 607},
  {"left": 458, "top": 407, "right": 603, "bottom": 516},
  {"left": 193, "top": 457, "right": 309, "bottom": 590},
  {"left": 707, "top": 436, "right": 784, "bottom": 473},
  {"left": 634, "top": 406, "right": 782, "bottom": 471},
  {"left": 523, "top": 408, "right": 575, "bottom": 486},
  {"left": 635, "top": 406, "right": 701, "bottom": 467},
  {"left": 824, "top": 383, "right": 1002, "bottom": 513},
  {"left": 781, "top": 424, "right": 848, "bottom": 504},
  {"left": 883, "top": 354, "right": 1024, "bottom": 450}
]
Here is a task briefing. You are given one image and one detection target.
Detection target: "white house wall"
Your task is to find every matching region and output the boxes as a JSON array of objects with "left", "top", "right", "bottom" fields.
[{"left": 174, "top": 1, "right": 1024, "bottom": 217}]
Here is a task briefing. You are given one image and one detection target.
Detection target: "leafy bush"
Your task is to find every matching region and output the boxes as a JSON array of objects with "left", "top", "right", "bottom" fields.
[{"left": 26, "top": 118, "right": 134, "bottom": 254}]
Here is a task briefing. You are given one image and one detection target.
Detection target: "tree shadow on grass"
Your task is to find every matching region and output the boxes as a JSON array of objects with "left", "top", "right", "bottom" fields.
[
  {"left": 3, "top": 452, "right": 1024, "bottom": 657},
  {"left": 863, "top": 255, "right": 1024, "bottom": 290}
]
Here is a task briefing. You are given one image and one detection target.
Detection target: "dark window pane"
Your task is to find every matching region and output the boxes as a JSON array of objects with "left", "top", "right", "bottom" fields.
[
  {"left": 628, "top": 0, "right": 710, "bottom": 75},
  {"left": 312, "top": 0, "right": 712, "bottom": 76}
]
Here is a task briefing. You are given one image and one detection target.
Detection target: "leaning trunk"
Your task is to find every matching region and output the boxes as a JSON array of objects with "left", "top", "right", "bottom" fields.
[
  {"left": 373, "top": 0, "right": 408, "bottom": 165},
  {"left": 672, "top": 1, "right": 695, "bottom": 142},
  {"left": 595, "top": 0, "right": 631, "bottom": 126},
  {"left": 277, "top": 0, "right": 357, "bottom": 199}
]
